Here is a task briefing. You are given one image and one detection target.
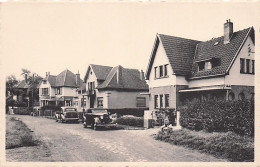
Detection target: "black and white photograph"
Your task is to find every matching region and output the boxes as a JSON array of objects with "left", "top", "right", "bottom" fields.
[{"left": 1, "top": 1, "right": 259, "bottom": 166}]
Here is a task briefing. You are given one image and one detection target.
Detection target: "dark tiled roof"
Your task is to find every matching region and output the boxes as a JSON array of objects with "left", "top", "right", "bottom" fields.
[
  {"left": 91, "top": 64, "right": 113, "bottom": 80},
  {"left": 46, "top": 75, "right": 56, "bottom": 87},
  {"left": 15, "top": 80, "right": 30, "bottom": 89},
  {"left": 190, "top": 27, "right": 253, "bottom": 78},
  {"left": 43, "top": 70, "right": 83, "bottom": 88},
  {"left": 89, "top": 65, "right": 148, "bottom": 91},
  {"left": 158, "top": 34, "right": 201, "bottom": 76}
]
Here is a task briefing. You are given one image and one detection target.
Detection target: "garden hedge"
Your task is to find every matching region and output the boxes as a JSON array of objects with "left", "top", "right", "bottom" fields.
[
  {"left": 107, "top": 108, "right": 148, "bottom": 117},
  {"left": 180, "top": 100, "right": 254, "bottom": 136},
  {"left": 116, "top": 116, "right": 144, "bottom": 127},
  {"left": 13, "top": 107, "right": 32, "bottom": 115}
]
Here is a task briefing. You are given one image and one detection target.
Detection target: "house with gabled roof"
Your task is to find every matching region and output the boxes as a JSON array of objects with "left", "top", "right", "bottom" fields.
[
  {"left": 38, "top": 69, "right": 83, "bottom": 107},
  {"left": 146, "top": 20, "right": 255, "bottom": 111},
  {"left": 81, "top": 64, "right": 149, "bottom": 110}
]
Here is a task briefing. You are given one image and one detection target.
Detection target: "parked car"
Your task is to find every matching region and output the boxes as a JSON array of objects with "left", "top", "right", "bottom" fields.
[
  {"left": 83, "top": 109, "right": 113, "bottom": 130},
  {"left": 55, "top": 107, "right": 79, "bottom": 123}
]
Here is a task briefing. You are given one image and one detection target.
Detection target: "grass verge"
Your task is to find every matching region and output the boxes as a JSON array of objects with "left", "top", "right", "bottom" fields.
[
  {"left": 6, "top": 116, "right": 39, "bottom": 149},
  {"left": 154, "top": 128, "right": 254, "bottom": 162}
]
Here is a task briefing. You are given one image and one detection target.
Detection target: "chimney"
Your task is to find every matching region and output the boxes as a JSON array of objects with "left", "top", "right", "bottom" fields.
[
  {"left": 46, "top": 72, "right": 48, "bottom": 77},
  {"left": 117, "top": 65, "right": 123, "bottom": 85},
  {"left": 76, "top": 71, "right": 80, "bottom": 87},
  {"left": 140, "top": 70, "right": 145, "bottom": 80},
  {"left": 224, "top": 19, "right": 233, "bottom": 44}
]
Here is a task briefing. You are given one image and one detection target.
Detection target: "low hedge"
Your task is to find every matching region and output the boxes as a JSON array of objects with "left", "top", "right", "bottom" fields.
[
  {"left": 180, "top": 100, "right": 254, "bottom": 136},
  {"left": 155, "top": 128, "right": 254, "bottom": 162},
  {"left": 107, "top": 108, "right": 148, "bottom": 117},
  {"left": 116, "top": 116, "right": 144, "bottom": 127},
  {"left": 13, "top": 107, "right": 32, "bottom": 115}
]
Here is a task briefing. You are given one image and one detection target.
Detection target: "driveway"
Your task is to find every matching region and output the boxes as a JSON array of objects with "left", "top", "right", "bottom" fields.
[{"left": 6, "top": 115, "right": 226, "bottom": 162}]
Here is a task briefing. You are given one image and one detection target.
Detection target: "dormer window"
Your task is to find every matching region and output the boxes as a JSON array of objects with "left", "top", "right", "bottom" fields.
[
  {"left": 198, "top": 62, "right": 205, "bottom": 71},
  {"left": 197, "top": 58, "right": 220, "bottom": 72}
]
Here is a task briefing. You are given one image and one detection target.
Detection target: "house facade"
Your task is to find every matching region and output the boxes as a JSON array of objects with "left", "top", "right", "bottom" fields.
[
  {"left": 38, "top": 69, "right": 83, "bottom": 107},
  {"left": 146, "top": 20, "right": 255, "bottom": 111},
  {"left": 80, "top": 64, "right": 149, "bottom": 110}
]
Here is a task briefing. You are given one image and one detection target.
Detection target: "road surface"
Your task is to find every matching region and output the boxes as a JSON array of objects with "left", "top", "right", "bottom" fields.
[{"left": 6, "top": 115, "right": 226, "bottom": 162}]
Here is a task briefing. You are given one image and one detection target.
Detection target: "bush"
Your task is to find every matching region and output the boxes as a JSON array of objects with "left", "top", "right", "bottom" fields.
[
  {"left": 13, "top": 107, "right": 32, "bottom": 115},
  {"left": 180, "top": 100, "right": 254, "bottom": 136},
  {"left": 116, "top": 116, "right": 144, "bottom": 127},
  {"left": 6, "top": 116, "right": 38, "bottom": 149},
  {"left": 154, "top": 129, "right": 254, "bottom": 162}
]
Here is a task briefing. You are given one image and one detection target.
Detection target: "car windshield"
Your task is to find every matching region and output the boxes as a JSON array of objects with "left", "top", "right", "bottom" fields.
[
  {"left": 65, "top": 108, "right": 77, "bottom": 112},
  {"left": 92, "top": 110, "right": 107, "bottom": 114}
]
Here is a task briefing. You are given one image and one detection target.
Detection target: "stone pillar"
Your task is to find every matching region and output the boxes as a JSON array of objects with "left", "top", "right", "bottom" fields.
[{"left": 176, "top": 111, "right": 182, "bottom": 129}]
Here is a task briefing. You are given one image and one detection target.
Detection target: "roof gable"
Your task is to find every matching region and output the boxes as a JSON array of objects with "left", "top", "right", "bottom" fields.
[
  {"left": 84, "top": 64, "right": 113, "bottom": 82},
  {"left": 145, "top": 34, "right": 200, "bottom": 79},
  {"left": 190, "top": 27, "right": 253, "bottom": 79},
  {"left": 97, "top": 65, "right": 149, "bottom": 91}
]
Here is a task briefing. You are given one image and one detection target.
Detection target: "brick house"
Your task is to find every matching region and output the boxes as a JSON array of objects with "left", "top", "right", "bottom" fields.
[
  {"left": 145, "top": 20, "right": 255, "bottom": 111},
  {"left": 80, "top": 64, "right": 149, "bottom": 110},
  {"left": 38, "top": 69, "right": 83, "bottom": 107}
]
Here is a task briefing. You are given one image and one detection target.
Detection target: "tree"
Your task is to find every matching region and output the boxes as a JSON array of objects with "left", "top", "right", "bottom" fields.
[{"left": 6, "top": 75, "right": 18, "bottom": 97}]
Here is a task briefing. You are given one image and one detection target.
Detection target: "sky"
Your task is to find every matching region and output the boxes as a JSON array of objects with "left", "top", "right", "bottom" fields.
[{"left": 1, "top": 2, "right": 259, "bottom": 81}]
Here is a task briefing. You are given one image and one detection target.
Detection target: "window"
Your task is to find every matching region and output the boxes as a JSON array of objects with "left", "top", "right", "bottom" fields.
[
  {"left": 198, "top": 62, "right": 205, "bottom": 71},
  {"left": 160, "top": 95, "right": 163, "bottom": 108},
  {"left": 252, "top": 60, "right": 255, "bottom": 74},
  {"left": 246, "top": 59, "right": 250, "bottom": 73},
  {"left": 42, "top": 88, "right": 49, "bottom": 95},
  {"left": 240, "top": 58, "right": 245, "bottom": 73},
  {"left": 56, "top": 87, "right": 62, "bottom": 95},
  {"left": 164, "top": 64, "right": 168, "bottom": 76},
  {"left": 136, "top": 97, "right": 146, "bottom": 107},
  {"left": 205, "top": 61, "right": 212, "bottom": 70},
  {"left": 159, "top": 66, "right": 163, "bottom": 77},
  {"left": 154, "top": 67, "right": 158, "bottom": 78},
  {"left": 154, "top": 64, "right": 169, "bottom": 79},
  {"left": 97, "top": 97, "right": 103, "bottom": 108},
  {"left": 81, "top": 98, "right": 86, "bottom": 107},
  {"left": 88, "top": 82, "right": 95, "bottom": 91},
  {"left": 43, "top": 80, "right": 47, "bottom": 84},
  {"left": 154, "top": 95, "right": 158, "bottom": 109},
  {"left": 240, "top": 58, "right": 254, "bottom": 74},
  {"left": 165, "top": 94, "right": 169, "bottom": 108}
]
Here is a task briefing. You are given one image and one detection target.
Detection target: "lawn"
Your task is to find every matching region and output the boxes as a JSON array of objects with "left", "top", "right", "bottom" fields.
[
  {"left": 6, "top": 116, "right": 39, "bottom": 149},
  {"left": 154, "top": 128, "right": 254, "bottom": 162}
]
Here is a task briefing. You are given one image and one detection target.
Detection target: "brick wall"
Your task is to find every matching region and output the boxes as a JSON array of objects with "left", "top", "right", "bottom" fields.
[{"left": 149, "top": 85, "right": 176, "bottom": 110}]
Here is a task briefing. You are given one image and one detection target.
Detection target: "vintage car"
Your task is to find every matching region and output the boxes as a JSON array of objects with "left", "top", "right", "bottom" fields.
[
  {"left": 83, "top": 109, "right": 113, "bottom": 130},
  {"left": 55, "top": 107, "right": 79, "bottom": 123}
]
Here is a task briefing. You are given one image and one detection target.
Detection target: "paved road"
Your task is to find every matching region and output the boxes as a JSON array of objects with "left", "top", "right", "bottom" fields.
[{"left": 7, "top": 115, "right": 226, "bottom": 162}]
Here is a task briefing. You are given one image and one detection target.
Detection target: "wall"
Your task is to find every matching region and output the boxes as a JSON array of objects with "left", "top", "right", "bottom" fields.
[
  {"left": 100, "top": 90, "right": 149, "bottom": 109},
  {"left": 188, "top": 76, "right": 225, "bottom": 88},
  {"left": 147, "top": 41, "right": 176, "bottom": 88},
  {"left": 149, "top": 85, "right": 176, "bottom": 110},
  {"left": 85, "top": 66, "right": 98, "bottom": 90},
  {"left": 58, "top": 87, "right": 77, "bottom": 97},
  {"left": 38, "top": 81, "right": 54, "bottom": 99},
  {"left": 225, "top": 36, "right": 255, "bottom": 86}
]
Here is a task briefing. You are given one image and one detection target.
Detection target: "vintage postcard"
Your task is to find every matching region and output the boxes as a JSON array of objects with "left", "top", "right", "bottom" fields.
[{"left": 1, "top": 1, "right": 259, "bottom": 167}]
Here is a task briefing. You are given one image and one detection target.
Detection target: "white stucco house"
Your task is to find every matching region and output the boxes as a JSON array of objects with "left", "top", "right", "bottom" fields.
[
  {"left": 38, "top": 69, "right": 83, "bottom": 107},
  {"left": 79, "top": 64, "right": 149, "bottom": 110},
  {"left": 145, "top": 20, "right": 255, "bottom": 111}
]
